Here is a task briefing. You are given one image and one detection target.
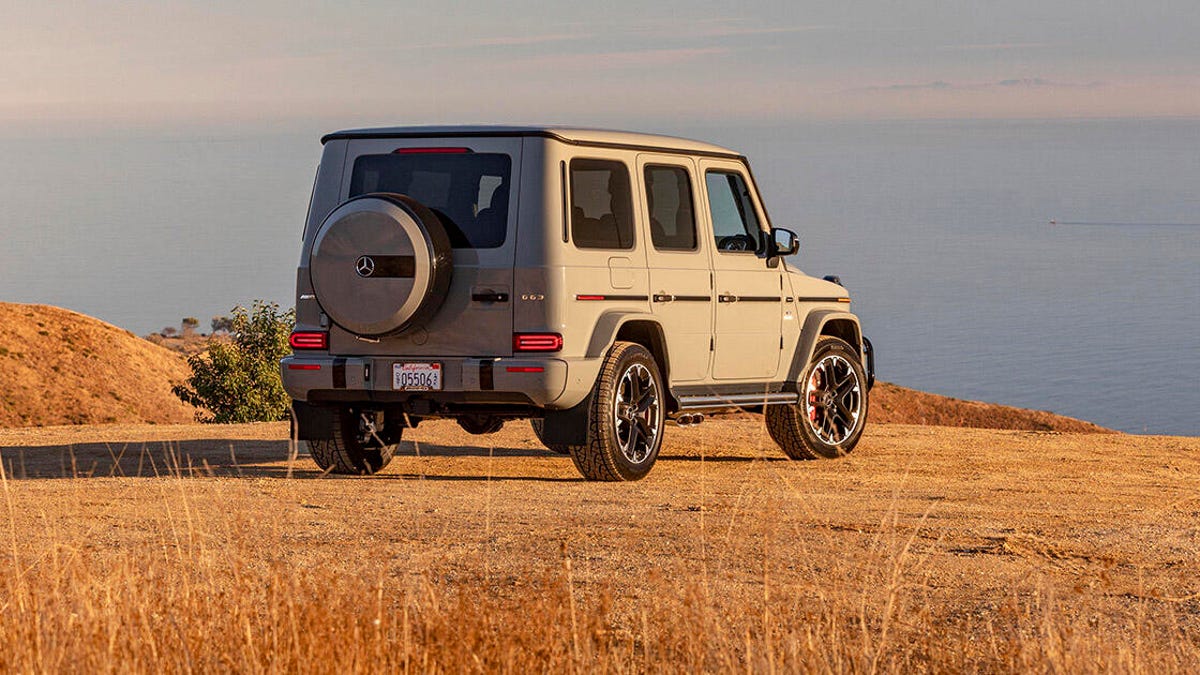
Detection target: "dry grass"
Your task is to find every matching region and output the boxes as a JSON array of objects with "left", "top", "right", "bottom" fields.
[{"left": 1, "top": 417, "right": 1197, "bottom": 673}]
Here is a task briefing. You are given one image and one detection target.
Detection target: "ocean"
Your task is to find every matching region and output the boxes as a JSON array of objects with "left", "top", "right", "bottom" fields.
[{"left": 1, "top": 119, "right": 1196, "bottom": 435}]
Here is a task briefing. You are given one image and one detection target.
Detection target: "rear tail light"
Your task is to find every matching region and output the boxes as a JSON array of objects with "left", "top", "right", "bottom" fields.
[
  {"left": 512, "top": 333, "right": 563, "bottom": 352},
  {"left": 289, "top": 331, "right": 329, "bottom": 350}
]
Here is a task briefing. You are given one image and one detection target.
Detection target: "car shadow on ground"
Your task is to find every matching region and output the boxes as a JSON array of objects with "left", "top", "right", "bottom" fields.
[
  {"left": 0, "top": 439, "right": 784, "bottom": 481},
  {"left": 0, "top": 439, "right": 563, "bottom": 481}
]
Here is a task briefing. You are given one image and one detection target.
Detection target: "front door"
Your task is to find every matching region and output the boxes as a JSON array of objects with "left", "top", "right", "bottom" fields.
[{"left": 700, "top": 160, "right": 783, "bottom": 381}]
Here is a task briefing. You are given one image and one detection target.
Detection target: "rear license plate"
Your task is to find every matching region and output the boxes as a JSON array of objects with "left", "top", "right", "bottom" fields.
[{"left": 393, "top": 362, "right": 442, "bottom": 391}]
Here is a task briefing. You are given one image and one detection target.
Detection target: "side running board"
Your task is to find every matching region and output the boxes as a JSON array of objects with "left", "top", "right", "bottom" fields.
[{"left": 675, "top": 392, "right": 799, "bottom": 411}]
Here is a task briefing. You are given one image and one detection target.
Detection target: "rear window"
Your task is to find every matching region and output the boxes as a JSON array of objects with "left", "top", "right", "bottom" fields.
[
  {"left": 644, "top": 165, "right": 697, "bottom": 251},
  {"left": 349, "top": 152, "right": 511, "bottom": 249},
  {"left": 570, "top": 159, "right": 635, "bottom": 250}
]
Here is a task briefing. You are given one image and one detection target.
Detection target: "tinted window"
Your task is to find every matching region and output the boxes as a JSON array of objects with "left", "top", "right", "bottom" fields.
[
  {"left": 349, "top": 152, "right": 511, "bottom": 249},
  {"left": 644, "top": 165, "right": 697, "bottom": 251},
  {"left": 705, "top": 171, "right": 762, "bottom": 253},
  {"left": 570, "top": 159, "right": 635, "bottom": 249}
]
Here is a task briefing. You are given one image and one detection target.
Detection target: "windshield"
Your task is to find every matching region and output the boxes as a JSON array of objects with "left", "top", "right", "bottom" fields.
[{"left": 348, "top": 152, "right": 512, "bottom": 249}]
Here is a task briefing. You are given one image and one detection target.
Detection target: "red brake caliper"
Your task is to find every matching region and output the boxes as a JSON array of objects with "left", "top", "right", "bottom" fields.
[{"left": 808, "top": 368, "right": 822, "bottom": 422}]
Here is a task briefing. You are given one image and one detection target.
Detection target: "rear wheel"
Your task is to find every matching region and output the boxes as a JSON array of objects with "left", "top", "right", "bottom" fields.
[
  {"left": 529, "top": 418, "right": 574, "bottom": 455},
  {"left": 767, "top": 336, "right": 867, "bottom": 459},
  {"left": 569, "top": 342, "right": 665, "bottom": 481},
  {"left": 307, "top": 408, "right": 398, "bottom": 475}
]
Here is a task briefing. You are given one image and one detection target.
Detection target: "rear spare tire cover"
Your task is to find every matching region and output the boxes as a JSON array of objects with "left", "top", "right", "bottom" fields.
[{"left": 309, "top": 193, "right": 453, "bottom": 336}]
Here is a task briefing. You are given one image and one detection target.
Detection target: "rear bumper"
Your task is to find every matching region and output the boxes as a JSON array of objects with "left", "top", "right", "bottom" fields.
[{"left": 281, "top": 355, "right": 581, "bottom": 409}]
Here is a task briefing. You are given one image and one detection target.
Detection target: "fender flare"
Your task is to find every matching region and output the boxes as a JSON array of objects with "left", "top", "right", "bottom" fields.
[
  {"left": 584, "top": 311, "right": 673, "bottom": 397},
  {"left": 786, "top": 310, "right": 863, "bottom": 385},
  {"left": 585, "top": 311, "right": 666, "bottom": 358}
]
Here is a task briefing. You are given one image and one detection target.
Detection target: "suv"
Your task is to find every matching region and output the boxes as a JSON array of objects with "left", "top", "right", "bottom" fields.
[{"left": 282, "top": 126, "right": 873, "bottom": 481}]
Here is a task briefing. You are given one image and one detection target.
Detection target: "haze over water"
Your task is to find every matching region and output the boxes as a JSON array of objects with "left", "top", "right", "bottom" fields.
[{"left": 1, "top": 119, "right": 1196, "bottom": 435}]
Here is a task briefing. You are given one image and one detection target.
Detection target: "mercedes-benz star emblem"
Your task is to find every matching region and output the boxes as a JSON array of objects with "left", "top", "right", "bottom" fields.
[{"left": 355, "top": 255, "right": 375, "bottom": 278}]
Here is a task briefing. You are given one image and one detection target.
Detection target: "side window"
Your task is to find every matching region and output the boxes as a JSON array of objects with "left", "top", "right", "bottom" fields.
[
  {"left": 705, "top": 171, "right": 762, "bottom": 253},
  {"left": 570, "top": 159, "right": 635, "bottom": 250},
  {"left": 644, "top": 165, "right": 698, "bottom": 251}
]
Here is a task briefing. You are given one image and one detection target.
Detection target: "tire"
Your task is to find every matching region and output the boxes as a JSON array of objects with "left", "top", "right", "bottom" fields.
[
  {"left": 309, "top": 192, "right": 453, "bottom": 337},
  {"left": 767, "top": 336, "right": 868, "bottom": 460},
  {"left": 529, "top": 418, "right": 574, "bottom": 455},
  {"left": 307, "top": 408, "right": 398, "bottom": 475},
  {"left": 569, "top": 342, "right": 666, "bottom": 481}
]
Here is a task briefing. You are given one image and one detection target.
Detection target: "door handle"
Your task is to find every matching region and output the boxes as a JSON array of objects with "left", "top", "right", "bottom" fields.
[
  {"left": 652, "top": 293, "right": 675, "bottom": 303},
  {"left": 471, "top": 291, "right": 510, "bottom": 303},
  {"left": 718, "top": 294, "right": 739, "bottom": 303}
]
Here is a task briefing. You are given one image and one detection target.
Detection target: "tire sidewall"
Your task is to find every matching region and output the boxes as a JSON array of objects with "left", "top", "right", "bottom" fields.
[
  {"left": 308, "top": 407, "right": 398, "bottom": 475},
  {"left": 596, "top": 345, "right": 665, "bottom": 480}
]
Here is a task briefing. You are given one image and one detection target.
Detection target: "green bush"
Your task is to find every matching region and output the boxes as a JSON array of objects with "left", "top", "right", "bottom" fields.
[{"left": 172, "top": 301, "right": 294, "bottom": 423}]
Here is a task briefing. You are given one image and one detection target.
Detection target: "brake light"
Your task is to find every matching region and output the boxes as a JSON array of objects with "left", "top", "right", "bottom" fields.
[
  {"left": 513, "top": 333, "right": 563, "bottom": 352},
  {"left": 393, "top": 147, "right": 471, "bottom": 154},
  {"left": 289, "top": 331, "right": 329, "bottom": 350}
]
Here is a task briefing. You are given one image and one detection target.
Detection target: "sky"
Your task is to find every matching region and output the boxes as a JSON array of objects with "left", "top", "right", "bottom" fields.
[{"left": 3, "top": 0, "right": 1199, "bottom": 132}]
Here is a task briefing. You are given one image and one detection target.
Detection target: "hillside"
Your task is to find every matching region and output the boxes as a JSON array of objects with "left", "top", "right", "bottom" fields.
[
  {"left": 0, "top": 302, "right": 1112, "bottom": 433},
  {"left": 0, "top": 303, "right": 195, "bottom": 427},
  {"left": 868, "top": 381, "right": 1113, "bottom": 432}
]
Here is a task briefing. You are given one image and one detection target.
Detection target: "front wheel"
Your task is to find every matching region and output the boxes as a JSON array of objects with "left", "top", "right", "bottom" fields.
[
  {"left": 767, "top": 336, "right": 868, "bottom": 459},
  {"left": 307, "top": 408, "right": 398, "bottom": 475},
  {"left": 569, "top": 342, "right": 666, "bottom": 481}
]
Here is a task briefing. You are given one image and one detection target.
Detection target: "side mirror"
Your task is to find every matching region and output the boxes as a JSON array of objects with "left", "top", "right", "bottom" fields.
[{"left": 769, "top": 227, "right": 799, "bottom": 257}]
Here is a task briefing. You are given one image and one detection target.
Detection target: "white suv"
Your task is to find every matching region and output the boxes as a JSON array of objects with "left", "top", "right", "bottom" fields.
[{"left": 282, "top": 126, "right": 874, "bottom": 481}]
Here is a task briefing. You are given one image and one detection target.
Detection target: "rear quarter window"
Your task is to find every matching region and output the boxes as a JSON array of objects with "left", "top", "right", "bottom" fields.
[{"left": 570, "top": 159, "right": 635, "bottom": 250}]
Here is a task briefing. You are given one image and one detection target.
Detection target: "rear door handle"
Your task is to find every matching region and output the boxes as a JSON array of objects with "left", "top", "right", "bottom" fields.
[
  {"left": 471, "top": 291, "right": 509, "bottom": 303},
  {"left": 718, "top": 294, "right": 739, "bottom": 303},
  {"left": 652, "top": 293, "right": 675, "bottom": 303}
]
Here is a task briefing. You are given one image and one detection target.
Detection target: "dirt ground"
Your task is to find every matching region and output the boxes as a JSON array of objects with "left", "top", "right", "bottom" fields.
[{"left": 1, "top": 417, "right": 1198, "bottom": 670}]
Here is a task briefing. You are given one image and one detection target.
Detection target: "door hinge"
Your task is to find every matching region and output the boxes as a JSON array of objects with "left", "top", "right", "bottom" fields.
[{"left": 710, "top": 337, "right": 714, "bottom": 351}]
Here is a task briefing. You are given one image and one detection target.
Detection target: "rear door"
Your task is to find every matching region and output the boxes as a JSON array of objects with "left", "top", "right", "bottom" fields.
[
  {"left": 699, "top": 159, "right": 783, "bottom": 381},
  {"left": 328, "top": 136, "right": 522, "bottom": 357},
  {"left": 637, "top": 155, "right": 712, "bottom": 383}
]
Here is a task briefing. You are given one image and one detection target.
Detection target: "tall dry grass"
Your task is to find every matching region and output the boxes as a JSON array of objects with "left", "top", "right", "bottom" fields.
[{"left": 1, "top": 437, "right": 1197, "bottom": 673}]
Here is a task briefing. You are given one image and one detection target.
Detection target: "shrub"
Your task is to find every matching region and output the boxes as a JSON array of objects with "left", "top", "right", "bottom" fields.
[{"left": 172, "top": 301, "right": 294, "bottom": 423}]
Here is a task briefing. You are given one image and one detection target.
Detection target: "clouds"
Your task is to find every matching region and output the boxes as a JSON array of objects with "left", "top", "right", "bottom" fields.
[
  {"left": 1, "top": 1, "right": 1198, "bottom": 130},
  {"left": 851, "top": 78, "right": 1105, "bottom": 93},
  {"left": 935, "top": 42, "right": 1048, "bottom": 52}
]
